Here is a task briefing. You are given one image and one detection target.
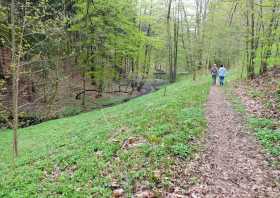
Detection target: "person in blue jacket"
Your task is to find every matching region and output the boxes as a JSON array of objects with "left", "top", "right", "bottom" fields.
[{"left": 218, "top": 65, "right": 227, "bottom": 86}]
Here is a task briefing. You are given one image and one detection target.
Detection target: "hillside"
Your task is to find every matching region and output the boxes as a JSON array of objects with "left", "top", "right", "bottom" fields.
[
  {"left": 0, "top": 77, "right": 210, "bottom": 197},
  {"left": 1, "top": 0, "right": 280, "bottom": 197},
  {"left": 229, "top": 66, "right": 280, "bottom": 165}
]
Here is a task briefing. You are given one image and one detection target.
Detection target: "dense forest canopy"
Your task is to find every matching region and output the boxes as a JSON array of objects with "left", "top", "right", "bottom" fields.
[
  {"left": 0, "top": 0, "right": 279, "bottom": 156},
  {"left": 1, "top": 0, "right": 279, "bottom": 78}
]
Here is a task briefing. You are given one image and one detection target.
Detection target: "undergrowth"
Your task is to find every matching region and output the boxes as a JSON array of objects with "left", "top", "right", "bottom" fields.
[
  {"left": 0, "top": 77, "right": 210, "bottom": 197},
  {"left": 225, "top": 73, "right": 280, "bottom": 168},
  {"left": 249, "top": 117, "right": 280, "bottom": 158}
]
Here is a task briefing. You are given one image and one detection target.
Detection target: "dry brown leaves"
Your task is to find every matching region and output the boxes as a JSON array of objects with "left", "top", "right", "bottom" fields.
[
  {"left": 121, "top": 136, "right": 149, "bottom": 150},
  {"left": 235, "top": 66, "right": 280, "bottom": 119}
]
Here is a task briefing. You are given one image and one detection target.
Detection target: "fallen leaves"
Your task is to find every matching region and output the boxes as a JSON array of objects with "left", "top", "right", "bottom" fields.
[
  {"left": 134, "top": 190, "right": 156, "bottom": 198},
  {"left": 235, "top": 66, "right": 280, "bottom": 119},
  {"left": 44, "top": 165, "right": 61, "bottom": 181},
  {"left": 113, "top": 188, "right": 124, "bottom": 198},
  {"left": 121, "top": 137, "right": 148, "bottom": 149}
]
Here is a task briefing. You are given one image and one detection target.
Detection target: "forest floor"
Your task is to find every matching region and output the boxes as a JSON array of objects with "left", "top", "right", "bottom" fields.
[
  {"left": 186, "top": 86, "right": 280, "bottom": 197},
  {"left": 1, "top": 70, "right": 280, "bottom": 197}
]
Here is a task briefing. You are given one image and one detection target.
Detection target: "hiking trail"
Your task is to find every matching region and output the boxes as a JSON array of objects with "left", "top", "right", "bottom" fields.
[{"left": 186, "top": 86, "right": 280, "bottom": 197}]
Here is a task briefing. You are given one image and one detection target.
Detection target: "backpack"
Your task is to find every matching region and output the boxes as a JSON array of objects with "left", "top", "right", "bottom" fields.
[{"left": 211, "top": 67, "right": 217, "bottom": 75}]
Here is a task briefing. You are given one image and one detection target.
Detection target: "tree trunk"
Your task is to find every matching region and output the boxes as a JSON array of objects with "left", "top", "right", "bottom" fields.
[
  {"left": 11, "top": 0, "right": 19, "bottom": 157},
  {"left": 246, "top": 0, "right": 255, "bottom": 79},
  {"left": 173, "top": 2, "right": 179, "bottom": 82},
  {"left": 260, "top": 0, "right": 278, "bottom": 74},
  {"left": 82, "top": 70, "right": 86, "bottom": 107},
  {"left": 167, "top": 0, "right": 173, "bottom": 83}
]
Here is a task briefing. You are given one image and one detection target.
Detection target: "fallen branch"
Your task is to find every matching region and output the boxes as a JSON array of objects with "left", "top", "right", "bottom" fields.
[{"left": 75, "top": 89, "right": 130, "bottom": 100}]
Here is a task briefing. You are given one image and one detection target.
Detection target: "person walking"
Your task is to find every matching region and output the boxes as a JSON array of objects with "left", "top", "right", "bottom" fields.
[
  {"left": 218, "top": 64, "right": 227, "bottom": 86},
  {"left": 210, "top": 64, "right": 218, "bottom": 85}
]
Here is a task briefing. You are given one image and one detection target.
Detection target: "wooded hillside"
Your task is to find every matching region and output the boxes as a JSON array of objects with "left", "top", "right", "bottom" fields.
[{"left": 0, "top": 0, "right": 280, "bottom": 197}]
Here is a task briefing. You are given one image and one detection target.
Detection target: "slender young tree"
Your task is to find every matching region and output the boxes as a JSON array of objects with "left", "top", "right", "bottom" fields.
[{"left": 11, "top": 0, "right": 19, "bottom": 157}]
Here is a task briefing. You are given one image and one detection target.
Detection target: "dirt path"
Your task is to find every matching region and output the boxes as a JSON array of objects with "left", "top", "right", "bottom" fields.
[{"left": 187, "top": 86, "right": 279, "bottom": 197}]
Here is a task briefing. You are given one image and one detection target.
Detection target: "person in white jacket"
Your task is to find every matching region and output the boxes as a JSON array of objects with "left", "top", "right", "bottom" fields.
[{"left": 218, "top": 65, "right": 227, "bottom": 86}]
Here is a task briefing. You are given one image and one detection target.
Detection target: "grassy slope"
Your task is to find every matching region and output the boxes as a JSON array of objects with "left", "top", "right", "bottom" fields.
[{"left": 0, "top": 77, "right": 210, "bottom": 197}]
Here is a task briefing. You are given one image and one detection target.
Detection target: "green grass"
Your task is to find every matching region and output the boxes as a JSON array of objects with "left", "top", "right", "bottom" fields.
[
  {"left": 0, "top": 77, "right": 210, "bottom": 197},
  {"left": 249, "top": 117, "right": 280, "bottom": 158},
  {"left": 224, "top": 66, "right": 247, "bottom": 113}
]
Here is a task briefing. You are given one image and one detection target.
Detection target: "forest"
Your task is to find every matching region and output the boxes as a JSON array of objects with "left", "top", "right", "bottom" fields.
[{"left": 0, "top": 0, "right": 279, "bottom": 197}]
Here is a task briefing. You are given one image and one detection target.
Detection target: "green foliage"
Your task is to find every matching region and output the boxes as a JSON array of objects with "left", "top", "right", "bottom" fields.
[
  {"left": 248, "top": 117, "right": 274, "bottom": 129},
  {"left": 170, "top": 143, "right": 192, "bottom": 159},
  {"left": 256, "top": 128, "right": 280, "bottom": 157},
  {"left": 0, "top": 76, "right": 210, "bottom": 197},
  {"left": 205, "top": 0, "right": 280, "bottom": 78},
  {"left": 59, "top": 106, "right": 83, "bottom": 118},
  {"left": 0, "top": 5, "right": 10, "bottom": 46},
  {"left": 0, "top": 80, "right": 9, "bottom": 126},
  {"left": 70, "top": 0, "right": 148, "bottom": 85},
  {"left": 248, "top": 117, "right": 280, "bottom": 157},
  {"left": 205, "top": 1, "right": 244, "bottom": 66}
]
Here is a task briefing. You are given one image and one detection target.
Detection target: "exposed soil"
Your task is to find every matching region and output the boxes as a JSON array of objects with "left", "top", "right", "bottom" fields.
[{"left": 185, "top": 86, "right": 280, "bottom": 197}]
